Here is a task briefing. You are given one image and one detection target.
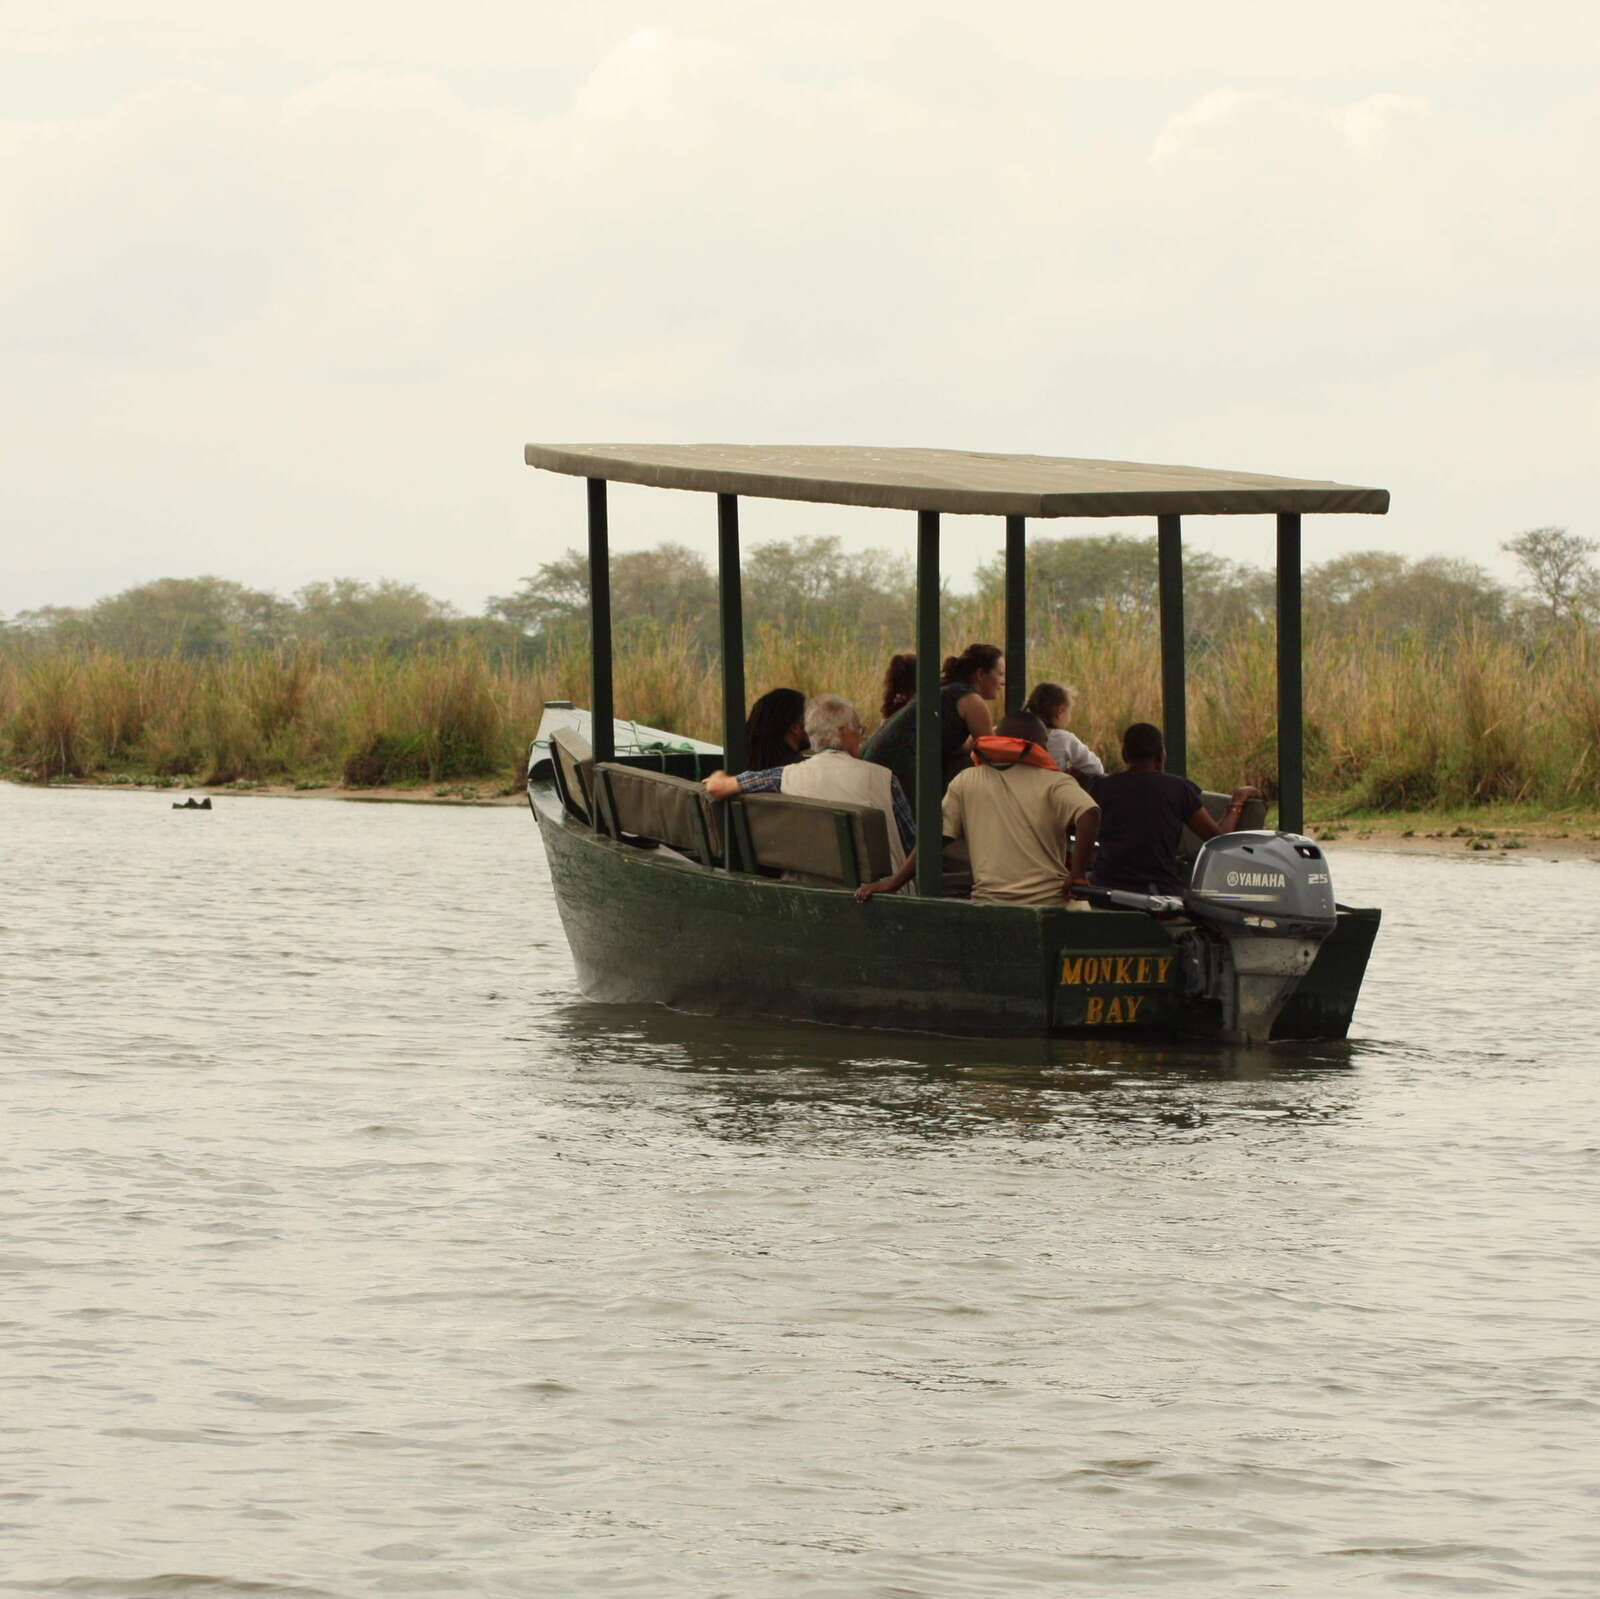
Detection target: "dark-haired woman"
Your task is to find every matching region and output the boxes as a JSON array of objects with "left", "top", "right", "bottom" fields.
[
  {"left": 745, "top": 687, "right": 808, "bottom": 769},
  {"left": 861, "top": 643, "right": 1005, "bottom": 795},
  {"left": 880, "top": 652, "right": 916, "bottom": 719}
]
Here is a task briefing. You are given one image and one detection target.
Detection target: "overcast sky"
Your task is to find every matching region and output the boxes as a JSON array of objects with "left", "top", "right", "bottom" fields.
[{"left": 4, "top": 2, "right": 1596, "bottom": 615}]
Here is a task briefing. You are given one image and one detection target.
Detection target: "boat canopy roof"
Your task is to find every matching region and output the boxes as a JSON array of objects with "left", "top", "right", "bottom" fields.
[{"left": 523, "top": 443, "right": 1389, "bottom": 518}]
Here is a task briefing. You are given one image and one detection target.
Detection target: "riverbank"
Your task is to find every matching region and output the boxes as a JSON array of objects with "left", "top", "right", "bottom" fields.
[
  {"left": 13, "top": 776, "right": 1600, "bottom": 859},
  {"left": 2, "top": 773, "right": 525, "bottom": 807},
  {"left": 1309, "top": 816, "right": 1600, "bottom": 861},
  {"left": 5, "top": 619, "right": 1600, "bottom": 816}
]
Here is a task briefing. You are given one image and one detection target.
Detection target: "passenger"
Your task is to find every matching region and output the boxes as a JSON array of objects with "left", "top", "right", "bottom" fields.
[
  {"left": 744, "top": 687, "right": 808, "bottom": 769},
  {"left": 861, "top": 642, "right": 1006, "bottom": 796},
  {"left": 1090, "top": 722, "right": 1260, "bottom": 896},
  {"left": 879, "top": 651, "right": 916, "bottom": 719},
  {"left": 855, "top": 712, "right": 1100, "bottom": 906},
  {"left": 1022, "top": 682, "right": 1104, "bottom": 783},
  {"left": 704, "top": 694, "right": 915, "bottom": 872}
]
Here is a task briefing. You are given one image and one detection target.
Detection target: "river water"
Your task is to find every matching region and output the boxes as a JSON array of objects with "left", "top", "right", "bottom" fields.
[{"left": 2, "top": 783, "right": 1597, "bottom": 1598}]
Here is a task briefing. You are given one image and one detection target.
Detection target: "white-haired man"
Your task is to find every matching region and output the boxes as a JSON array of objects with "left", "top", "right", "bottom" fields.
[{"left": 704, "top": 694, "right": 914, "bottom": 873}]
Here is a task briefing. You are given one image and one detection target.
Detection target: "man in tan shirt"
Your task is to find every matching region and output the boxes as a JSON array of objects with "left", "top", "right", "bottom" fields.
[{"left": 855, "top": 713, "right": 1100, "bottom": 905}]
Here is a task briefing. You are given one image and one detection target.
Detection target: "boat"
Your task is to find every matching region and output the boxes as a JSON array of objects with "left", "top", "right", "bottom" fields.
[{"left": 521, "top": 444, "right": 1386, "bottom": 1044}]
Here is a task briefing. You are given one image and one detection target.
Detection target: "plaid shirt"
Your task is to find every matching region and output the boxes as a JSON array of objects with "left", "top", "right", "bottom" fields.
[{"left": 733, "top": 755, "right": 917, "bottom": 854}]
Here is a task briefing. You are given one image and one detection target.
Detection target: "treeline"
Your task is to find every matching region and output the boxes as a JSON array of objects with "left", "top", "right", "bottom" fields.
[
  {"left": 4, "top": 527, "right": 1596, "bottom": 663},
  {"left": 491, "top": 524, "right": 1597, "bottom": 648},
  {"left": 0, "top": 577, "right": 521, "bottom": 660},
  {"left": 2, "top": 526, "right": 1597, "bottom": 810}
]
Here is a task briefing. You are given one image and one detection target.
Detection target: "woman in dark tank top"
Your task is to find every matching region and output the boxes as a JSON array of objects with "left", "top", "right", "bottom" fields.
[{"left": 861, "top": 644, "right": 1006, "bottom": 795}]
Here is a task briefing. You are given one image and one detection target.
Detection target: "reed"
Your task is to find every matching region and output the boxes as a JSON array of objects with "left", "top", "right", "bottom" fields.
[{"left": 2, "top": 618, "right": 1597, "bottom": 810}]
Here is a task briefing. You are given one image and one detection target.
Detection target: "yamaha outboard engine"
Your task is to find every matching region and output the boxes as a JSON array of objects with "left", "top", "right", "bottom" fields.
[{"left": 1183, "top": 832, "right": 1337, "bottom": 1043}]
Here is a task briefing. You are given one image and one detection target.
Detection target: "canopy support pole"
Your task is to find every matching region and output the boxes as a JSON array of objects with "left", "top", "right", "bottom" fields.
[
  {"left": 1004, "top": 515, "right": 1026, "bottom": 713},
  {"left": 1276, "top": 512, "right": 1304, "bottom": 834},
  {"left": 587, "top": 478, "right": 613, "bottom": 765},
  {"left": 915, "top": 510, "right": 943, "bottom": 898},
  {"left": 716, "top": 493, "right": 746, "bottom": 772},
  {"left": 1157, "top": 514, "right": 1187, "bottom": 776}
]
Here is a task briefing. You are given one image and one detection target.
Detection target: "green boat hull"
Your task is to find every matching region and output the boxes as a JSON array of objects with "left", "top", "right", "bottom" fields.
[{"left": 531, "top": 784, "right": 1380, "bottom": 1042}]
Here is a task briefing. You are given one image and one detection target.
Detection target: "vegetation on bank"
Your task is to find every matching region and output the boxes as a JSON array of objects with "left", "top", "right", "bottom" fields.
[
  {"left": 3, "top": 526, "right": 1597, "bottom": 814},
  {"left": 3, "top": 609, "right": 1598, "bottom": 816}
]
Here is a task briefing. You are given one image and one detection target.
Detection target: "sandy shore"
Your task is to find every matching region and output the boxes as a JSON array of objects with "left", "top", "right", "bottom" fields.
[
  {"left": 250, "top": 783, "right": 524, "bottom": 808},
  {"left": 1309, "top": 819, "right": 1600, "bottom": 862}
]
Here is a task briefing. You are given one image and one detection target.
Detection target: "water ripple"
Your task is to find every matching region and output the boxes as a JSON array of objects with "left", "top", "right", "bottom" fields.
[{"left": 2, "top": 786, "right": 1597, "bottom": 1596}]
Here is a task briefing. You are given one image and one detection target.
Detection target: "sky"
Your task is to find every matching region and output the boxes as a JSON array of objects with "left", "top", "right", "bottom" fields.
[{"left": 3, "top": 1, "right": 1597, "bottom": 615}]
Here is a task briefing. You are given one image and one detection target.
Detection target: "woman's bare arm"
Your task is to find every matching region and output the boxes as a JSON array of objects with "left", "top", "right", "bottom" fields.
[{"left": 958, "top": 692, "right": 994, "bottom": 739}]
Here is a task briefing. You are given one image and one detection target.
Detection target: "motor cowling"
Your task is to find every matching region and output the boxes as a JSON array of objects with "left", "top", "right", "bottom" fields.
[{"left": 1182, "top": 832, "right": 1337, "bottom": 1043}]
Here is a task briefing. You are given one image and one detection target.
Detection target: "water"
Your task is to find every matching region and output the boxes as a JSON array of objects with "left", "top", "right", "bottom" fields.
[{"left": 2, "top": 784, "right": 1597, "bottom": 1598}]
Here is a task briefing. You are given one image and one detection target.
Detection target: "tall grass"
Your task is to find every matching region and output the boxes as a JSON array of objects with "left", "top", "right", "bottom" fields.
[{"left": 2, "top": 618, "right": 1597, "bottom": 809}]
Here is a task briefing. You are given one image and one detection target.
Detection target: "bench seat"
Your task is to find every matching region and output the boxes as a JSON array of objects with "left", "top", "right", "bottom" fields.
[
  {"left": 594, "top": 761, "right": 723, "bottom": 861},
  {"left": 732, "top": 790, "right": 894, "bottom": 889}
]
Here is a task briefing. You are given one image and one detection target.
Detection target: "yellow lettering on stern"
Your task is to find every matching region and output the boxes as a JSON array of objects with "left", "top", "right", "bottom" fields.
[
  {"left": 1059, "top": 950, "right": 1176, "bottom": 1024},
  {"left": 1091, "top": 996, "right": 1146, "bottom": 1026},
  {"left": 1061, "top": 953, "right": 1177, "bottom": 987}
]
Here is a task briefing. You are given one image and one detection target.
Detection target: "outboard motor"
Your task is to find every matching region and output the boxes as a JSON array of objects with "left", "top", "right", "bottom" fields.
[{"left": 1183, "top": 832, "right": 1337, "bottom": 1043}]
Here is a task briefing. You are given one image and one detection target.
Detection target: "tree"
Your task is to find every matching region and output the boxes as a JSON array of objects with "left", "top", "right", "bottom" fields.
[
  {"left": 1502, "top": 527, "right": 1599, "bottom": 624},
  {"left": 487, "top": 543, "right": 718, "bottom": 640},
  {"left": 1182, "top": 551, "right": 1275, "bottom": 644},
  {"left": 979, "top": 534, "right": 1157, "bottom": 621},
  {"left": 486, "top": 537, "right": 914, "bottom": 647},
  {"left": 1305, "top": 552, "right": 1508, "bottom": 639},
  {"left": 975, "top": 533, "right": 1272, "bottom": 647},
  {"left": 4, "top": 605, "right": 98, "bottom": 652},
  {"left": 1304, "top": 551, "right": 1409, "bottom": 610},
  {"left": 486, "top": 551, "right": 589, "bottom": 634},
  {"left": 81, "top": 576, "right": 288, "bottom": 657},
  {"left": 292, "top": 578, "right": 457, "bottom": 651},
  {"left": 742, "top": 536, "right": 912, "bottom": 638}
]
